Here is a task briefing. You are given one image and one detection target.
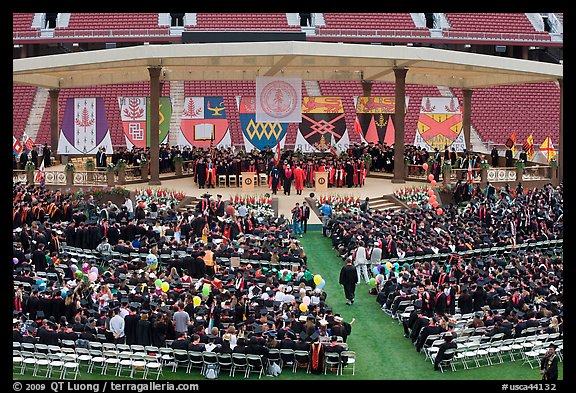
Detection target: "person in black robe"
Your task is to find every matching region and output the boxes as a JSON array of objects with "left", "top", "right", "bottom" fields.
[
  {"left": 152, "top": 315, "right": 168, "bottom": 348},
  {"left": 339, "top": 258, "right": 358, "bottom": 305},
  {"left": 136, "top": 312, "right": 153, "bottom": 346},
  {"left": 195, "top": 159, "right": 207, "bottom": 189},
  {"left": 344, "top": 160, "right": 355, "bottom": 187},
  {"left": 124, "top": 308, "right": 140, "bottom": 345},
  {"left": 308, "top": 339, "right": 325, "bottom": 374}
]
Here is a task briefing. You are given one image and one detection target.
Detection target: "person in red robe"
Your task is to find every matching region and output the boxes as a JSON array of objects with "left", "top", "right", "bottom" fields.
[
  {"left": 205, "top": 158, "right": 217, "bottom": 188},
  {"left": 293, "top": 164, "right": 305, "bottom": 195}
]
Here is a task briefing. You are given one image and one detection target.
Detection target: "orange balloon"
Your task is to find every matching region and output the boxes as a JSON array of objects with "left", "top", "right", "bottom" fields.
[
  {"left": 430, "top": 194, "right": 436, "bottom": 201},
  {"left": 430, "top": 180, "right": 437, "bottom": 187},
  {"left": 427, "top": 189, "right": 434, "bottom": 196},
  {"left": 436, "top": 208, "right": 443, "bottom": 215},
  {"left": 432, "top": 201, "right": 439, "bottom": 208},
  {"left": 428, "top": 174, "right": 434, "bottom": 181},
  {"left": 422, "top": 163, "right": 429, "bottom": 171}
]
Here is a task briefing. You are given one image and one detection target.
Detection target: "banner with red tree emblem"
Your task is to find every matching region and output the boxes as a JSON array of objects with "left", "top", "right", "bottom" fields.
[{"left": 57, "top": 97, "right": 113, "bottom": 154}]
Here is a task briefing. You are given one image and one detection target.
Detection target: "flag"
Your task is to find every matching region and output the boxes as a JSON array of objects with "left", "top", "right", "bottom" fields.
[
  {"left": 256, "top": 77, "right": 302, "bottom": 123},
  {"left": 353, "top": 115, "right": 362, "bottom": 136},
  {"left": 539, "top": 136, "right": 556, "bottom": 161},
  {"left": 35, "top": 160, "right": 45, "bottom": 187},
  {"left": 274, "top": 140, "right": 281, "bottom": 165},
  {"left": 522, "top": 133, "right": 535, "bottom": 160},
  {"left": 329, "top": 131, "right": 338, "bottom": 157},
  {"left": 13, "top": 136, "right": 23, "bottom": 156},
  {"left": 505, "top": 131, "right": 517, "bottom": 157},
  {"left": 466, "top": 156, "right": 473, "bottom": 186},
  {"left": 21, "top": 133, "right": 34, "bottom": 152}
]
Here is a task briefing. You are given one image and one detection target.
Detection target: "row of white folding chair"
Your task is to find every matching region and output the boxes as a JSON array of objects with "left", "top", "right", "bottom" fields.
[
  {"left": 17, "top": 350, "right": 80, "bottom": 379},
  {"left": 90, "top": 350, "right": 163, "bottom": 379}
]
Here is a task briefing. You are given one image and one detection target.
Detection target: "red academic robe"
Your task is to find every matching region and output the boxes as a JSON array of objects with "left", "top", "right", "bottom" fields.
[
  {"left": 293, "top": 167, "right": 305, "bottom": 191},
  {"left": 206, "top": 166, "right": 217, "bottom": 186}
]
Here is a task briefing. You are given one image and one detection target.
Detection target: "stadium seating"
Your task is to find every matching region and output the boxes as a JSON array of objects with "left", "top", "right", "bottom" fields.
[
  {"left": 444, "top": 13, "right": 549, "bottom": 35},
  {"left": 13, "top": 13, "right": 36, "bottom": 32},
  {"left": 13, "top": 85, "right": 36, "bottom": 140},
  {"left": 187, "top": 13, "right": 300, "bottom": 31},
  {"left": 59, "top": 13, "right": 160, "bottom": 31},
  {"left": 317, "top": 13, "right": 430, "bottom": 39},
  {"left": 451, "top": 81, "right": 560, "bottom": 146}
]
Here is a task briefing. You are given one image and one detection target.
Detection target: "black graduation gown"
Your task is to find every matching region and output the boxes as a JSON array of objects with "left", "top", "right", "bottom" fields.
[
  {"left": 309, "top": 341, "right": 325, "bottom": 374},
  {"left": 136, "top": 319, "right": 153, "bottom": 346},
  {"left": 124, "top": 313, "right": 140, "bottom": 345}
]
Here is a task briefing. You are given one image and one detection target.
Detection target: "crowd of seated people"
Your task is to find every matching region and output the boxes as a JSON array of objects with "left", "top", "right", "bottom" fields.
[
  {"left": 325, "top": 182, "right": 562, "bottom": 354},
  {"left": 12, "top": 183, "right": 353, "bottom": 368}
]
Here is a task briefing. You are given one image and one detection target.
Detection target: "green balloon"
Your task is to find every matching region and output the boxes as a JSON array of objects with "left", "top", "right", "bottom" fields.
[
  {"left": 370, "top": 277, "right": 376, "bottom": 287},
  {"left": 155, "top": 279, "right": 162, "bottom": 288},
  {"left": 202, "top": 284, "right": 210, "bottom": 296},
  {"left": 75, "top": 271, "right": 83, "bottom": 279}
]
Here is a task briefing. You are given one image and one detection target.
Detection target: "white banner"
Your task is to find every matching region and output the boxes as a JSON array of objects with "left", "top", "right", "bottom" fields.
[{"left": 256, "top": 76, "right": 302, "bottom": 123}]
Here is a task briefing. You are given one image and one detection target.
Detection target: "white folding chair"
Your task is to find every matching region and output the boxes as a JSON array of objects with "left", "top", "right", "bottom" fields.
[
  {"left": 61, "top": 354, "right": 81, "bottom": 380},
  {"left": 33, "top": 352, "right": 51, "bottom": 377},
  {"left": 130, "top": 353, "right": 148, "bottom": 379},
  {"left": 20, "top": 350, "right": 37, "bottom": 375},
  {"left": 144, "top": 354, "right": 163, "bottom": 380},
  {"left": 340, "top": 351, "right": 356, "bottom": 375},
  {"left": 245, "top": 354, "right": 265, "bottom": 379},
  {"left": 230, "top": 353, "right": 248, "bottom": 377},
  {"left": 323, "top": 351, "right": 341, "bottom": 375}
]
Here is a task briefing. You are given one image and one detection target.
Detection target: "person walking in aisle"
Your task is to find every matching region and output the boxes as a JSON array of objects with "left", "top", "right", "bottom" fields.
[
  {"left": 354, "top": 240, "right": 370, "bottom": 284},
  {"left": 340, "top": 257, "right": 358, "bottom": 305}
]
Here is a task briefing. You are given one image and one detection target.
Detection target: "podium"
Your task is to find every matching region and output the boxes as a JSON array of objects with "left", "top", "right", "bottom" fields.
[
  {"left": 242, "top": 171, "right": 256, "bottom": 191},
  {"left": 315, "top": 171, "right": 328, "bottom": 191}
]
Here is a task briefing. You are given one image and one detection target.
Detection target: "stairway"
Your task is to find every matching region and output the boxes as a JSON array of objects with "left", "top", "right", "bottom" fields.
[
  {"left": 177, "top": 196, "right": 199, "bottom": 214},
  {"left": 368, "top": 195, "right": 405, "bottom": 213},
  {"left": 169, "top": 80, "right": 184, "bottom": 147},
  {"left": 304, "top": 80, "right": 321, "bottom": 96},
  {"left": 24, "top": 87, "right": 49, "bottom": 143}
]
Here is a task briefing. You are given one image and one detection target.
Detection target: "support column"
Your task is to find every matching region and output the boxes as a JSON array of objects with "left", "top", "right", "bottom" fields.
[
  {"left": 558, "top": 79, "right": 563, "bottom": 183},
  {"left": 49, "top": 89, "right": 60, "bottom": 161},
  {"left": 361, "top": 79, "right": 372, "bottom": 96},
  {"left": 392, "top": 67, "right": 407, "bottom": 183},
  {"left": 462, "top": 88, "right": 472, "bottom": 153},
  {"left": 148, "top": 66, "right": 162, "bottom": 185}
]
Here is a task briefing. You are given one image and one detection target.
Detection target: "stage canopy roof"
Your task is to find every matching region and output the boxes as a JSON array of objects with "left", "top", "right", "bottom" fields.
[{"left": 13, "top": 41, "right": 562, "bottom": 90}]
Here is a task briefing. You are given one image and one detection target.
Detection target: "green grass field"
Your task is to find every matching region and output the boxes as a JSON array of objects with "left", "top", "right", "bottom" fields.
[{"left": 13, "top": 229, "right": 563, "bottom": 382}]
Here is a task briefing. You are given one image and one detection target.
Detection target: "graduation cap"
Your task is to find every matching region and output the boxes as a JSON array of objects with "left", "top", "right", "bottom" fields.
[
  {"left": 309, "top": 332, "right": 320, "bottom": 342},
  {"left": 299, "top": 331, "right": 309, "bottom": 341},
  {"left": 129, "top": 302, "right": 142, "bottom": 310}
]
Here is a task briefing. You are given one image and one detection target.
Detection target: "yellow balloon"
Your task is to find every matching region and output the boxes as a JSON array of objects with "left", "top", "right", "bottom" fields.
[
  {"left": 385, "top": 262, "right": 392, "bottom": 270},
  {"left": 313, "top": 275, "right": 322, "bottom": 285},
  {"left": 299, "top": 303, "right": 308, "bottom": 312},
  {"left": 161, "top": 282, "right": 169, "bottom": 292},
  {"left": 193, "top": 296, "right": 201, "bottom": 307}
]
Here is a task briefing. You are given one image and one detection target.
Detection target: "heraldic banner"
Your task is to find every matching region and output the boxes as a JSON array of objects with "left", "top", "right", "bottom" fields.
[
  {"left": 294, "top": 97, "right": 349, "bottom": 154},
  {"left": 177, "top": 96, "right": 230, "bottom": 149},
  {"left": 238, "top": 96, "right": 288, "bottom": 152},
  {"left": 256, "top": 76, "right": 302, "bottom": 123},
  {"left": 57, "top": 97, "right": 113, "bottom": 155},
  {"left": 120, "top": 96, "right": 172, "bottom": 149},
  {"left": 353, "top": 96, "right": 409, "bottom": 146},
  {"left": 413, "top": 97, "right": 465, "bottom": 152}
]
